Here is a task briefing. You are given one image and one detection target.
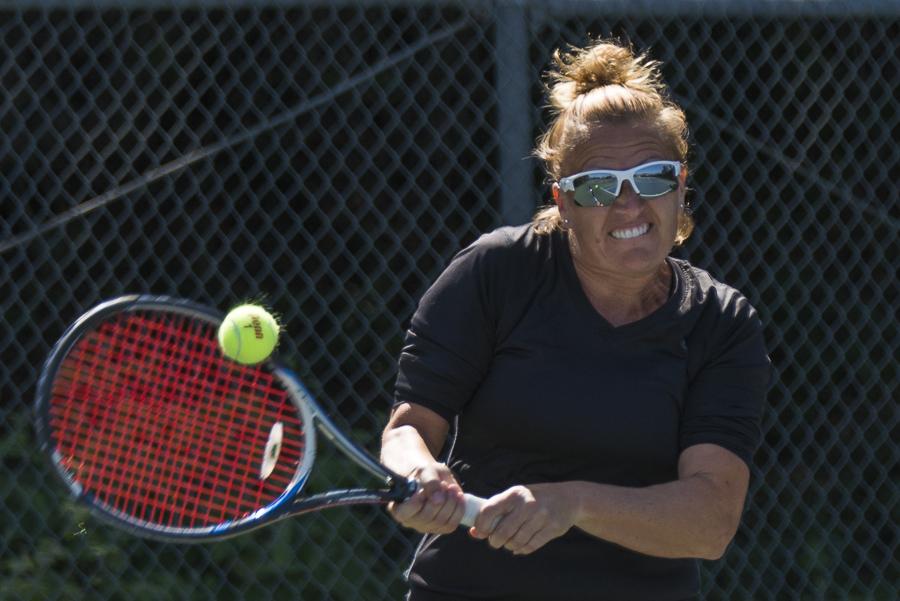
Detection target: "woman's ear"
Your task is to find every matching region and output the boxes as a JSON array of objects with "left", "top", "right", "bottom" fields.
[{"left": 552, "top": 183, "right": 571, "bottom": 229}]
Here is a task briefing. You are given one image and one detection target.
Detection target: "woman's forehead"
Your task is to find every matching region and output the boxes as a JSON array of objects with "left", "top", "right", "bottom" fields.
[{"left": 562, "top": 123, "right": 674, "bottom": 173}]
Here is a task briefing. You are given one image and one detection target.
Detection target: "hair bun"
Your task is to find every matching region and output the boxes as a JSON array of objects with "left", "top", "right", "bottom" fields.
[
  {"left": 562, "top": 44, "right": 633, "bottom": 91},
  {"left": 547, "top": 40, "right": 664, "bottom": 109}
]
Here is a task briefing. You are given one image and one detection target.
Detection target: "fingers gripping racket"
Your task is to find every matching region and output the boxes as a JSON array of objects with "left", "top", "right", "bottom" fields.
[{"left": 34, "top": 295, "right": 483, "bottom": 542}]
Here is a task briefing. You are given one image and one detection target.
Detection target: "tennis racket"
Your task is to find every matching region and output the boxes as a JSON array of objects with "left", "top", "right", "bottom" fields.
[{"left": 34, "top": 295, "right": 484, "bottom": 542}]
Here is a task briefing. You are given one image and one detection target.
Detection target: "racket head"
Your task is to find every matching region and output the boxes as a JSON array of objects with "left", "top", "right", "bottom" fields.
[{"left": 34, "top": 295, "right": 316, "bottom": 541}]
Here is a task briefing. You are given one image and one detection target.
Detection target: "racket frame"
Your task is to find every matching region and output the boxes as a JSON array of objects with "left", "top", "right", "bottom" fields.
[{"left": 34, "top": 295, "right": 416, "bottom": 542}]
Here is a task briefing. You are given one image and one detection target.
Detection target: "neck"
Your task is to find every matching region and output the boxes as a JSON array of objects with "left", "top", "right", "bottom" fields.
[{"left": 571, "top": 249, "right": 672, "bottom": 327}]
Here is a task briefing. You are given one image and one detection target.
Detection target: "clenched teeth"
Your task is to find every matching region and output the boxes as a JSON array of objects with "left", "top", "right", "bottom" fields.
[{"left": 610, "top": 223, "right": 650, "bottom": 240}]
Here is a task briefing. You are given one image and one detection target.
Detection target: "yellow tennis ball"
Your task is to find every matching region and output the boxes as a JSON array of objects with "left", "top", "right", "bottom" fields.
[{"left": 217, "top": 304, "right": 280, "bottom": 365}]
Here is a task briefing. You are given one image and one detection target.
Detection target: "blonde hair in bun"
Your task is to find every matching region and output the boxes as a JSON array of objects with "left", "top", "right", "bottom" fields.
[{"left": 533, "top": 38, "right": 693, "bottom": 244}]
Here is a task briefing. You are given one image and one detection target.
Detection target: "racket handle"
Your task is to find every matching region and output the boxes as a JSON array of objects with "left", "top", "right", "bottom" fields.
[{"left": 460, "top": 493, "right": 486, "bottom": 527}]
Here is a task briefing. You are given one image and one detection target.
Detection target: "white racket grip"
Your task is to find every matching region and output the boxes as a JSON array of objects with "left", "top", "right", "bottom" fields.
[{"left": 460, "top": 493, "right": 486, "bottom": 527}]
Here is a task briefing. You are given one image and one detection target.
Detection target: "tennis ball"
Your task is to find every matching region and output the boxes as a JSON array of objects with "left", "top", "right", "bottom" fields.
[{"left": 217, "top": 304, "right": 279, "bottom": 365}]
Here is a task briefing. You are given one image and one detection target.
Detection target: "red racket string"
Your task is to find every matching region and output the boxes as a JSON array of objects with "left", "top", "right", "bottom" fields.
[{"left": 48, "top": 310, "right": 305, "bottom": 528}]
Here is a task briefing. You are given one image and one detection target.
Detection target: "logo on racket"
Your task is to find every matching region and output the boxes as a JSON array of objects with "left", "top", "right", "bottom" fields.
[{"left": 260, "top": 421, "right": 284, "bottom": 480}]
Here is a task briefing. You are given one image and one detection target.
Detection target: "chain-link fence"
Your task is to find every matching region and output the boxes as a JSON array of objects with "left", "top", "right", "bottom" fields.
[{"left": 1, "top": 1, "right": 897, "bottom": 599}]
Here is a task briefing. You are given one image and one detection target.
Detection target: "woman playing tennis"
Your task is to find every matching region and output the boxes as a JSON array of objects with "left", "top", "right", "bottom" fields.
[{"left": 381, "top": 37, "right": 770, "bottom": 601}]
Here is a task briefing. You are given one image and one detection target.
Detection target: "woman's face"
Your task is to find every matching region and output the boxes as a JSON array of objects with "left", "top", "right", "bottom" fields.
[{"left": 552, "top": 122, "right": 686, "bottom": 279}]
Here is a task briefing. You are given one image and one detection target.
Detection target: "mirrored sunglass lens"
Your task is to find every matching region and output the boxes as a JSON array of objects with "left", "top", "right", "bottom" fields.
[
  {"left": 574, "top": 176, "right": 617, "bottom": 206},
  {"left": 634, "top": 164, "right": 678, "bottom": 197}
]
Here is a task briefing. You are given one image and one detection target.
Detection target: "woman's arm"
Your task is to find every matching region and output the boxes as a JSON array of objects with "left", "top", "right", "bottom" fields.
[
  {"left": 470, "top": 443, "right": 750, "bottom": 559},
  {"left": 381, "top": 402, "right": 469, "bottom": 534}
]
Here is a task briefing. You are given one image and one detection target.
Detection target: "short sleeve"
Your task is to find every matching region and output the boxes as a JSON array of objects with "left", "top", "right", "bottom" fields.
[
  {"left": 680, "top": 292, "right": 771, "bottom": 467},
  {"left": 393, "top": 233, "right": 504, "bottom": 421}
]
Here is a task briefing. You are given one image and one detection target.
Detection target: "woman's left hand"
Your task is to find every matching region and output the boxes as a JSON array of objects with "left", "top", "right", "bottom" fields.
[{"left": 469, "top": 483, "right": 580, "bottom": 555}]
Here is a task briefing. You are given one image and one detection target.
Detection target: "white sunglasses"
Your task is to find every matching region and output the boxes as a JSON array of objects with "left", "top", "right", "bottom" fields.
[{"left": 559, "top": 161, "right": 681, "bottom": 207}]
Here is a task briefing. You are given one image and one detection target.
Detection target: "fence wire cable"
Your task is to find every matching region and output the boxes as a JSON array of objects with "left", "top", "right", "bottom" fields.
[
  {"left": 689, "top": 103, "right": 899, "bottom": 228},
  {"left": 0, "top": 20, "right": 467, "bottom": 255}
]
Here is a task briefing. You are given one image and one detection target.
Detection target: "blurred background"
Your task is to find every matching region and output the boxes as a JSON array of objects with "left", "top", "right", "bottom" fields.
[{"left": 1, "top": 0, "right": 897, "bottom": 599}]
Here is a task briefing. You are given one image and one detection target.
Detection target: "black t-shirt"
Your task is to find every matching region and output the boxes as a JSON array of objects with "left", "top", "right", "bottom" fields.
[{"left": 394, "top": 224, "right": 770, "bottom": 601}]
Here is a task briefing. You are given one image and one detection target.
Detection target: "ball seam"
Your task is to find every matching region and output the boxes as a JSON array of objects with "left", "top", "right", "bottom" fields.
[{"left": 229, "top": 318, "right": 242, "bottom": 361}]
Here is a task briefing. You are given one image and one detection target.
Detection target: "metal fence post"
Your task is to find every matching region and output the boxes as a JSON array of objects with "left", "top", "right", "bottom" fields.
[{"left": 495, "top": 1, "right": 536, "bottom": 225}]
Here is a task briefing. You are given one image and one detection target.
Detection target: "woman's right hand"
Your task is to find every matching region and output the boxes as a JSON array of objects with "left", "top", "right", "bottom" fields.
[{"left": 388, "top": 462, "right": 467, "bottom": 534}]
